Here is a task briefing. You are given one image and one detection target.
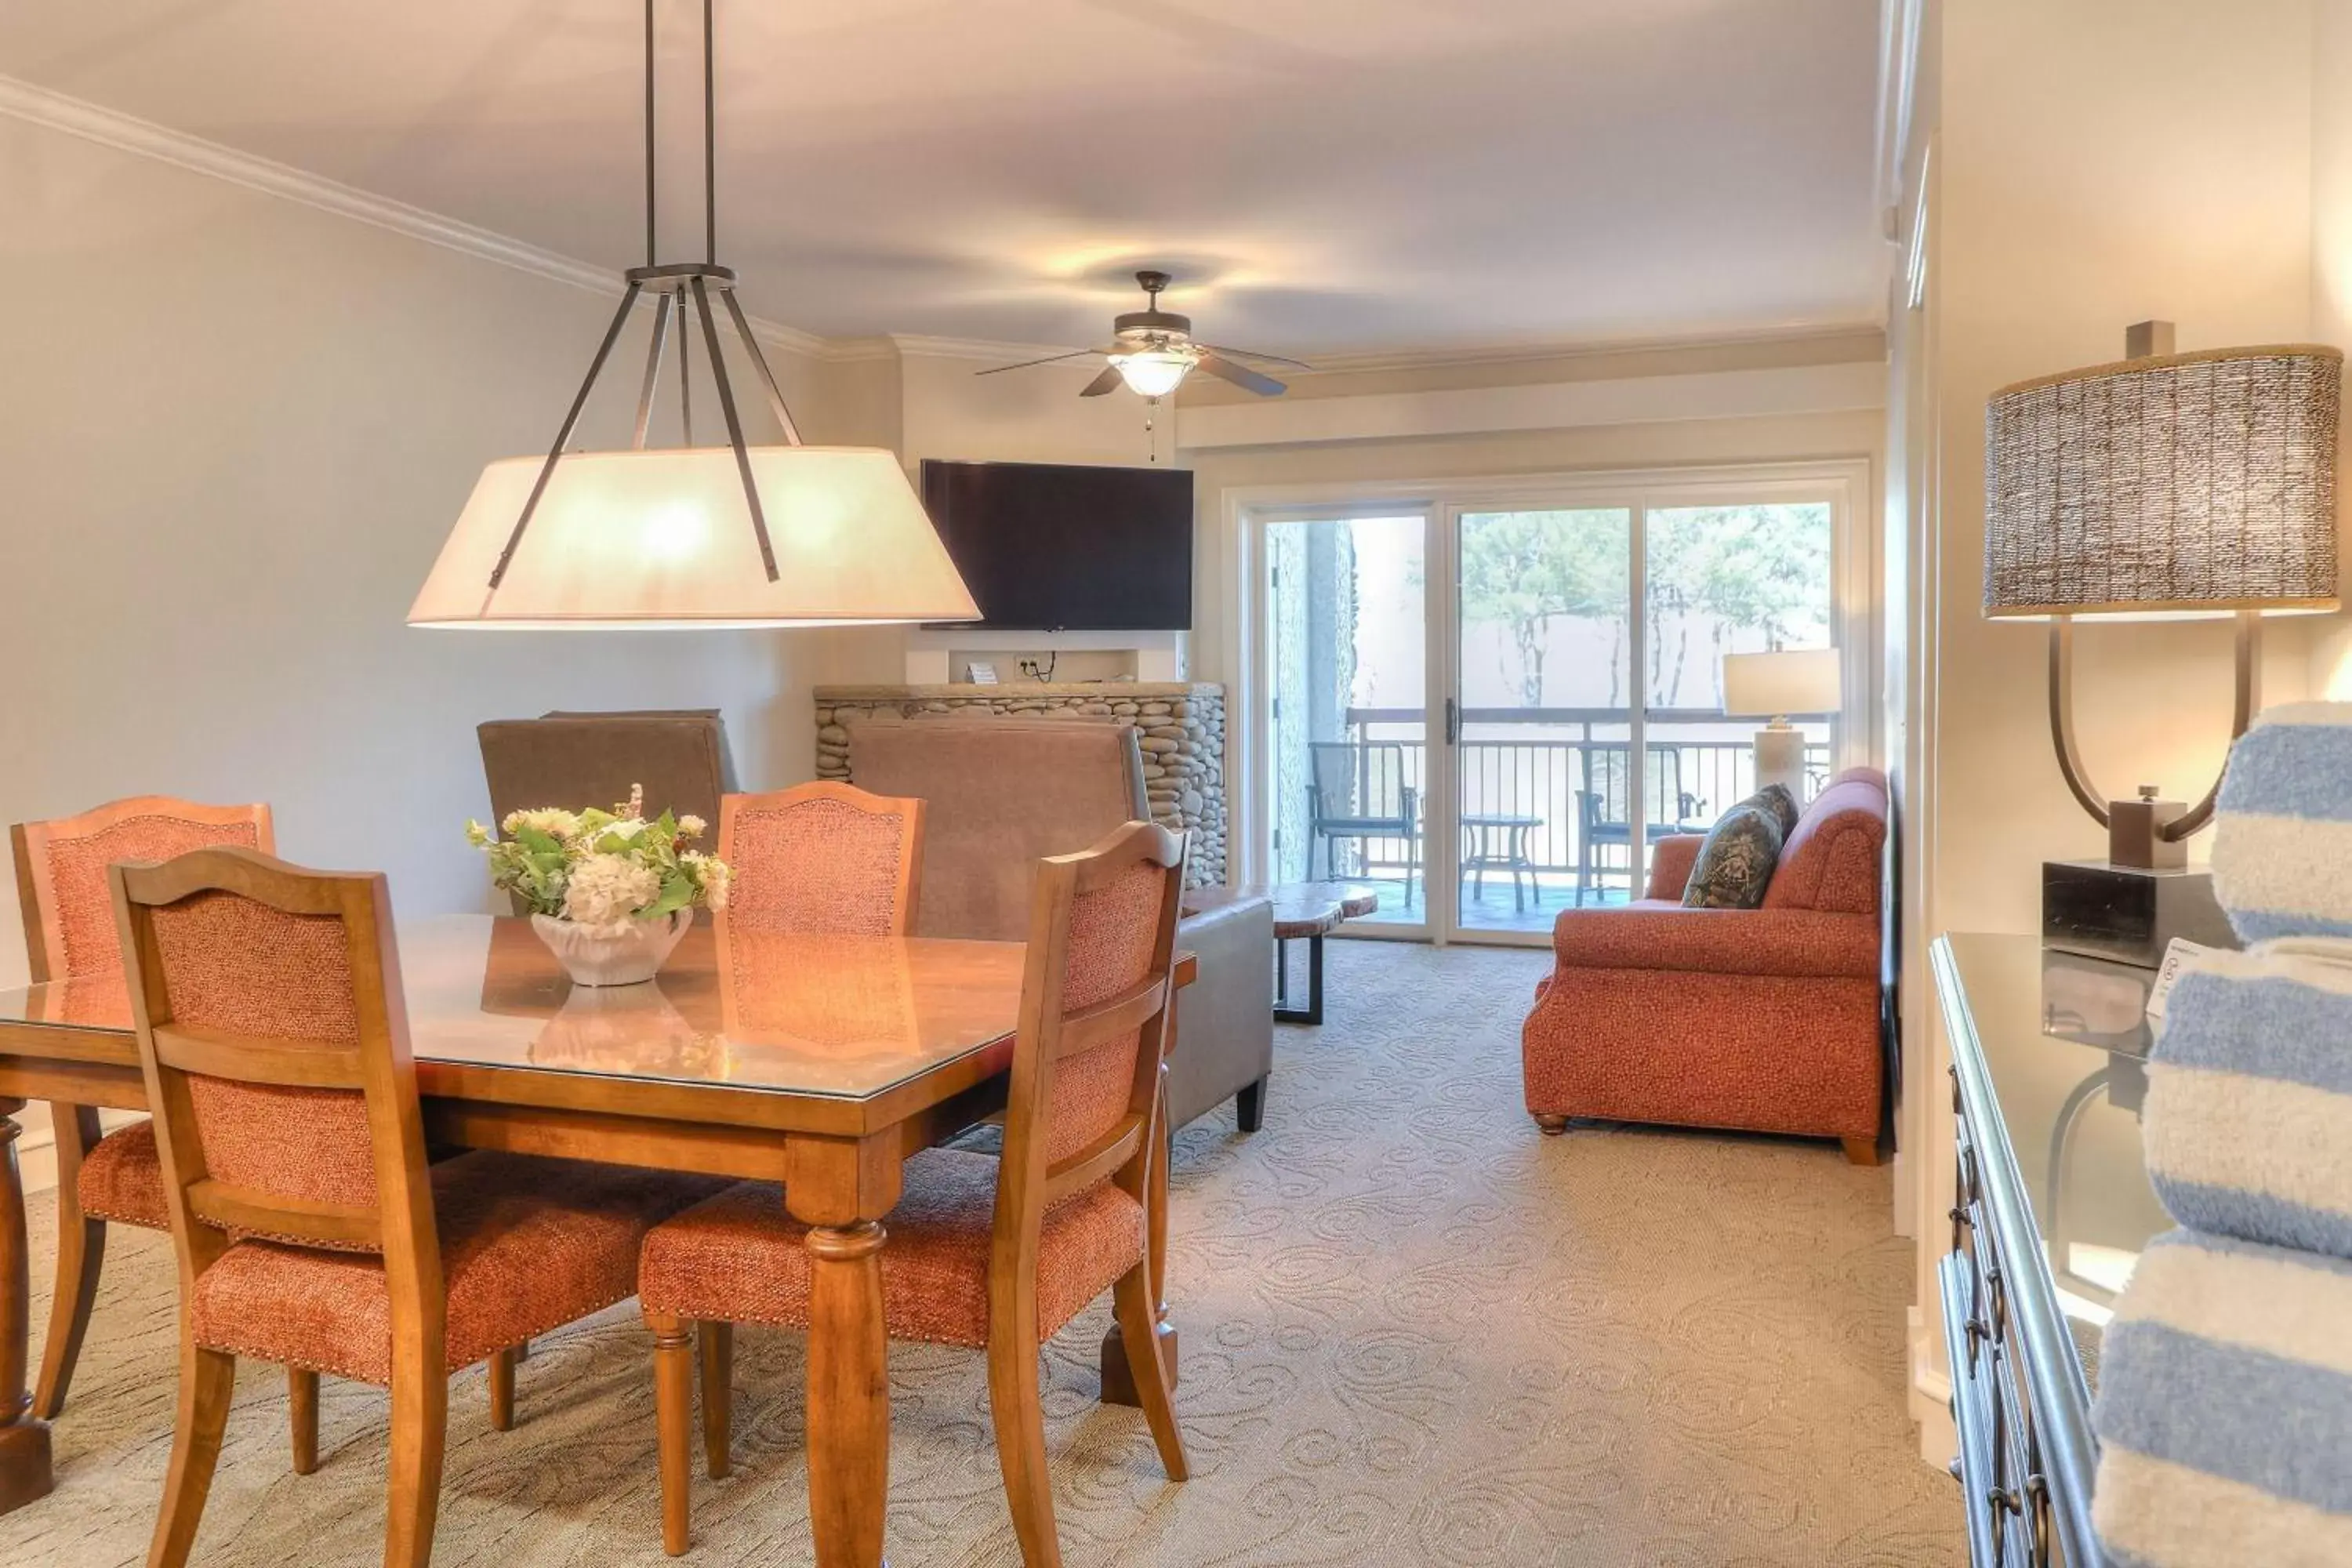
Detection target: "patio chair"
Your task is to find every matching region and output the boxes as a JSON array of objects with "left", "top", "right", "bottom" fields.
[
  {"left": 1306, "top": 741, "right": 1417, "bottom": 909},
  {"left": 1576, "top": 749, "right": 1707, "bottom": 906}
]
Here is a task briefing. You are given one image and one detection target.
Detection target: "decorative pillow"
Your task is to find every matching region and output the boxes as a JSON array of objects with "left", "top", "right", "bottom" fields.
[
  {"left": 1681, "top": 800, "right": 1786, "bottom": 909},
  {"left": 1746, "top": 782, "right": 1801, "bottom": 842}
]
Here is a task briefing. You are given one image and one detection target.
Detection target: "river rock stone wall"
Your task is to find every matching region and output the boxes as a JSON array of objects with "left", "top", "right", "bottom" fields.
[{"left": 812, "top": 684, "right": 1228, "bottom": 887}]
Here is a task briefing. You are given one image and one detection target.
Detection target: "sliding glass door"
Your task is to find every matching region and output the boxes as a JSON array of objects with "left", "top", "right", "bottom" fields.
[
  {"left": 1453, "top": 508, "right": 1634, "bottom": 931},
  {"left": 1245, "top": 468, "right": 1857, "bottom": 946},
  {"left": 1262, "top": 512, "right": 1429, "bottom": 931}
]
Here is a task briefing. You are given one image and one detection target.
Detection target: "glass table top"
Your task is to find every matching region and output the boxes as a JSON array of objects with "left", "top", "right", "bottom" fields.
[
  {"left": 0, "top": 914, "right": 1030, "bottom": 1102},
  {"left": 1942, "top": 933, "right": 2172, "bottom": 1381}
]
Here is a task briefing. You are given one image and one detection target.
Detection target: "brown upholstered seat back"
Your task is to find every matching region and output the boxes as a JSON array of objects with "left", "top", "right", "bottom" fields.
[
  {"left": 478, "top": 710, "right": 738, "bottom": 828},
  {"left": 848, "top": 719, "right": 1149, "bottom": 941}
]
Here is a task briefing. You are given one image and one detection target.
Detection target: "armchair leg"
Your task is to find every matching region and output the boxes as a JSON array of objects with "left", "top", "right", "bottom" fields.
[
  {"left": 1534, "top": 1115, "right": 1569, "bottom": 1136},
  {"left": 1840, "top": 1136, "right": 1882, "bottom": 1167}
]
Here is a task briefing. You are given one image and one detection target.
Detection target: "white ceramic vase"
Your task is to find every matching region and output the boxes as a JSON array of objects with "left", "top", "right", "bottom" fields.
[{"left": 530, "top": 909, "right": 691, "bottom": 987}]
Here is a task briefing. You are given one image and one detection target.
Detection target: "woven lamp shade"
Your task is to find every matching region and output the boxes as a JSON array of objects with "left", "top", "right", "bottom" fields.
[{"left": 1983, "top": 344, "right": 2343, "bottom": 619}]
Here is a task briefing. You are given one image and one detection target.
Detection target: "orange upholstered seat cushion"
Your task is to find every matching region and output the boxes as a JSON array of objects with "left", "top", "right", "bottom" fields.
[
  {"left": 77, "top": 1120, "right": 168, "bottom": 1229},
  {"left": 639, "top": 1148, "right": 1144, "bottom": 1350},
  {"left": 190, "top": 1152, "right": 728, "bottom": 1383}
]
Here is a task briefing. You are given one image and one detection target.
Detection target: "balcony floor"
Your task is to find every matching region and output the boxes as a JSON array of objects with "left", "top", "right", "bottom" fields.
[{"left": 1331, "top": 868, "right": 1642, "bottom": 935}]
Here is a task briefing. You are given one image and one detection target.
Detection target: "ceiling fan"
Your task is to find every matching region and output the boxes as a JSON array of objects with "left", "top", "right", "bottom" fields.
[{"left": 976, "top": 270, "right": 1308, "bottom": 398}]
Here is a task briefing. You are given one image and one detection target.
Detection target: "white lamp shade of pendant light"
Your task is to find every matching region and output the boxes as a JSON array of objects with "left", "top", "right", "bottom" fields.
[
  {"left": 1721, "top": 648, "right": 1842, "bottom": 720},
  {"left": 408, "top": 447, "right": 981, "bottom": 630},
  {"left": 1112, "top": 347, "right": 1197, "bottom": 397}
]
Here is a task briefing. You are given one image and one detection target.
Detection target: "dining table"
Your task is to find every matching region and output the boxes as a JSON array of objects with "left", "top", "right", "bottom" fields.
[{"left": 0, "top": 912, "right": 1190, "bottom": 1566}]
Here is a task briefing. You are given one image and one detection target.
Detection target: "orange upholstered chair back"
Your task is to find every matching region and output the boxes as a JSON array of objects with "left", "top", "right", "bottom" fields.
[
  {"left": 718, "top": 782, "right": 925, "bottom": 936},
  {"left": 12, "top": 796, "right": 274, "bottom": 984},
  {"left": 995, "top": 822, "right": 1185, "bottom": 1265},
  {"left": 111, "top": 849, "right": 436, "bottom": 1287}
]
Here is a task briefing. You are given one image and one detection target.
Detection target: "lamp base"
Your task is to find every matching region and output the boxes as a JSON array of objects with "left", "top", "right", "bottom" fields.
[
  {"left": 2042, "top": 859, "right": 2235, "bottom": 969},
  {"left": 1751, "top": 725, "right": 1807, "bottom": 801}
]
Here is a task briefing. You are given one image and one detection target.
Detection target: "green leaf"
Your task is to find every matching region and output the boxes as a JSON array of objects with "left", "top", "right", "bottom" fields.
[
  {"left": 514, "top": 824, "right": 561, "bottom": 856},
  {"left": 650, "top": 871, "right": 695, "bottom": 916}
]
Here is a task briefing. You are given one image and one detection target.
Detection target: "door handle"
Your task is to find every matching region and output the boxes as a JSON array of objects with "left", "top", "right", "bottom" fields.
[{"left": 1444, "top": 698, "right": 1460, "bottom": 746}]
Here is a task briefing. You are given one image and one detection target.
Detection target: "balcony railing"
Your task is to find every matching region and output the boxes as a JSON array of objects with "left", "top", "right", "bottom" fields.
[{"left": 1308, "top": 706, "right": 1831, "bottom": 900}]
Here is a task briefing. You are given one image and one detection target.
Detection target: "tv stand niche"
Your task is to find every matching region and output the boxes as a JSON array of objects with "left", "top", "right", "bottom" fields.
[
  {"left": 814, "top": 679, "right": 1226, "bottom": 886},
  {"left": 901, "top": 627, "right": 1189, "bottom": 684}
]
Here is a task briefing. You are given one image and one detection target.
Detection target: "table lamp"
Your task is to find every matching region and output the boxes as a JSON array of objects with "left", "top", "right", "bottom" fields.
[
  {"left": 1984, "top": 322, "right": 2340, "bottom": 961},
  {"left": 1721, "top": 647, "right": 1841, "bottom": 801}
]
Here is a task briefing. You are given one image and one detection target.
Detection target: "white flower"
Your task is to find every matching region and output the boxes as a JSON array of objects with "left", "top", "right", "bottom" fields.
[
  {"left": 684, "top": 851, "right": 731, "bottom": 911},
  {"left": 502, "top": 808, "right": 583, "bottom": 840},
  {"left": 677, "top": 814, "right": 708, "bottom": 840},
  {"left": 561, "top": 853, "right": 661, "bottom": 935}
]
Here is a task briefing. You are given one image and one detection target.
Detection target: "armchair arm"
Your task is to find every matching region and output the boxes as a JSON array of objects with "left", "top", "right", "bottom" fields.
[
  {"left": 1550, "top": 906, "right": 1879, "bottom": 979},
  {"left": 1645, "top": 834, "right": 1705, "bottom": 901}
]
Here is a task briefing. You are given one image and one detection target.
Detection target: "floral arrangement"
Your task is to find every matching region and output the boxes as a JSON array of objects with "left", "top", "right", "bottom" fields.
[{"left": 466, "top": 784, "right": 731, "bottom": 937}]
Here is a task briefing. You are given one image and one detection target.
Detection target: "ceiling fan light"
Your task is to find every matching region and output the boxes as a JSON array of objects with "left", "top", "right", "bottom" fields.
[{"left": 1112, "top": 348, "right": 1197, "bottom": 397}]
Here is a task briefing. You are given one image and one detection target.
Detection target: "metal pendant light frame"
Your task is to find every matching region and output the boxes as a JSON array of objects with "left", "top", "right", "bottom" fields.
[{"left": 486, "top": 0, "right": 801, "bottom": 593}]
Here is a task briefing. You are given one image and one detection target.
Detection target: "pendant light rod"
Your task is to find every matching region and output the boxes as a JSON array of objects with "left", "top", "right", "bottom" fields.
[
  {"left": 704, "top": 0, "right": 717, "bottom": 266},
  {"left": 632, "top": 289, "right": 672, "bottom": 448},
  {"left": 485, "top": 0, "right": 807, "bottom": 591},
  {"left": 489, "top": 281, "right": 643, "bottom": 588},
  {"left": 644, "top": 0, "right": 656, "bottom": 267},
  {"left": 692, "top": 274, "right": 779, "bottom": 578}
]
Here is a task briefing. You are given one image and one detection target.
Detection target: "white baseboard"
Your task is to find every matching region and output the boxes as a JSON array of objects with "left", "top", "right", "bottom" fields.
[{"left": 1908, "top": 1304, "right": 1957, "bottom": 1471}]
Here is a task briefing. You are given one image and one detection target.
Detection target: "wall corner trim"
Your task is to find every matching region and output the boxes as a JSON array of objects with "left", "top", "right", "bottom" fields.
[{"left": 0, "top": 72, "right": 828, "bottom": 358}]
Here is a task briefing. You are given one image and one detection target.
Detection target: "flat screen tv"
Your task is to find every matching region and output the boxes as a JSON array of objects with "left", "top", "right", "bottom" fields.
[{"left": 920, "top": 459, "right": 1193, "bottom": 631}]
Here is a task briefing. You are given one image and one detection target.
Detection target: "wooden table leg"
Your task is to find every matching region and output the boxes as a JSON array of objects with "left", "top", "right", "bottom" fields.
[
  {"left": 786, "top": 1134, "right": 900, "bottom": 1568},
  {"left": 0, "top": 1101, "right": 56, "bottom": 1515}
]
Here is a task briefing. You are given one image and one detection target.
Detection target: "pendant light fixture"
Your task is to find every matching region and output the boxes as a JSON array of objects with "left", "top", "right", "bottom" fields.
[{"left": 409, "top": 0, "right": 978, "bottom": 630}]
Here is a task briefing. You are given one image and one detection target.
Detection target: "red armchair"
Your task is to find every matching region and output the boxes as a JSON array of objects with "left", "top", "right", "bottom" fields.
[{"left": 1521, "top": 768, "right": 1888, "bottom": 1163}]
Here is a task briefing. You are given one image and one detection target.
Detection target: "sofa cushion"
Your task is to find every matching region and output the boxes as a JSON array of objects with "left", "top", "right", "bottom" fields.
[
  {"left": 1749, "top": 782, "right": 1801, "bottom": 840},
  {"left": 1762, "top": 768, "right": 1889, "bottom": 914},
  {"left": 1682, "top": 800, "right": 1785, "bottom": 909}
]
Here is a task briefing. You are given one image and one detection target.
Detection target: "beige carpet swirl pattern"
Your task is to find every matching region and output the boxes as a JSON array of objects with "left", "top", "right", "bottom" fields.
[{"left": 8, "top": 941, "right": 1960, "bottom": 1566}]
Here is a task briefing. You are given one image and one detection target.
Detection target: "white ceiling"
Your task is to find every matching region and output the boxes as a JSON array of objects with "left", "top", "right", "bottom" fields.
[{"left": 0, "top": 0, "right": 1889, "bottom": 357}]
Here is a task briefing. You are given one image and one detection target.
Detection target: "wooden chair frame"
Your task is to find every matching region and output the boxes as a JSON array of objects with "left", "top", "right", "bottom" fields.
[
  {"left": 648, "top": 821, "right": 1189, "bottom": 1564},
  {"left": 111, "top": 848, "right": 452, "bottom": 1568},
  {"left": 717, "top": 782, "right": 926, "bottom": 935},
  {"left": 7, "top": 797, "right": 310, "bottom": 1439}
]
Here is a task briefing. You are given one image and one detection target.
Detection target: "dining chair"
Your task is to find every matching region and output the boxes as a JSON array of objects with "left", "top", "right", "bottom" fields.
[
  {"left": 717, "top": 781, "right": 924, "bottom": 936},
  {"left": 638, "top": 820, "right": 1192, "bottom": 1563},
  {"left": 6, "top": 797, "right": 314, "bottom": 1437},
  {"left": 111, "top": 848, "right": 727, "bottom": 1568}
]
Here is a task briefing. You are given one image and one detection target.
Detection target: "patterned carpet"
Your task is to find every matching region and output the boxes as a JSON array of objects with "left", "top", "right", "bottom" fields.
[{"left": 8, "top": 942, "right": 1961, "bottom": 1567}]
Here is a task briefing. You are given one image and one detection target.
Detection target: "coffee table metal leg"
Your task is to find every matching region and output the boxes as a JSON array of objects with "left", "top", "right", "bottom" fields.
[{"left": 1275, "top": 935, "right": 1324, "bottom": 1025}]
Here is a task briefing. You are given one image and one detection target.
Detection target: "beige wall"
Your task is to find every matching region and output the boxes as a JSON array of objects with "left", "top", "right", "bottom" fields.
[
  {"left": 0, "top": 115, "right": 840, "bottom": 1163},
  {"left": 1933, "top": 0, "right": 2320, "bottom": 942},
  {"left": 1900, "top": 0, "right": 2331, "bottom": 1464},
  {"left": 2307, "top": 4, "right": 2352, "bottom": 693}
]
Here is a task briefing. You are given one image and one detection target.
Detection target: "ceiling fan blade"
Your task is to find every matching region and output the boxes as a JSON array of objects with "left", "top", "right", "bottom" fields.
[
  {"left": 975, "top": 348, "right": 1101, "bottom": 376},
  {"left": 1195, "top": 350, "right": 1286, "bottom": 397},
  {"left": 1200, "top": 343, "right": 1313, "bottom": 371},
  {"left": 1080, "top": 365, "right": 1125, "bottom": 397}
]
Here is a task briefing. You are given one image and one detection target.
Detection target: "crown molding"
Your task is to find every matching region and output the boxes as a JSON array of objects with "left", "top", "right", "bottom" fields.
[
  {"left": 0, "top": 72, "right": 828, "bottom": 358},
  {"left": 882, "top": 332, "right": 1089, "bottom": 365}
]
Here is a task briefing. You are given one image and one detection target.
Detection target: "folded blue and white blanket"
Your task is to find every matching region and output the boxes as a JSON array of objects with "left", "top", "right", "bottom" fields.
[
  {"left": 2146, "top": 941, "right": 2352, "bottom": 1258},
  {"left": 2212, "top": 701, "right": 2352, "bottom": 942},
  {"left": 2093, "top": 1230, "right": 2352, "bottom": 1568}
]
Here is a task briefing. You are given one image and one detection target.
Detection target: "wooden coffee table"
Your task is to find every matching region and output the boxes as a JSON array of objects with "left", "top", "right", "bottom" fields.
[{"left": 1185, "top": 881, "right": 1379, "bottom": 1027}]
